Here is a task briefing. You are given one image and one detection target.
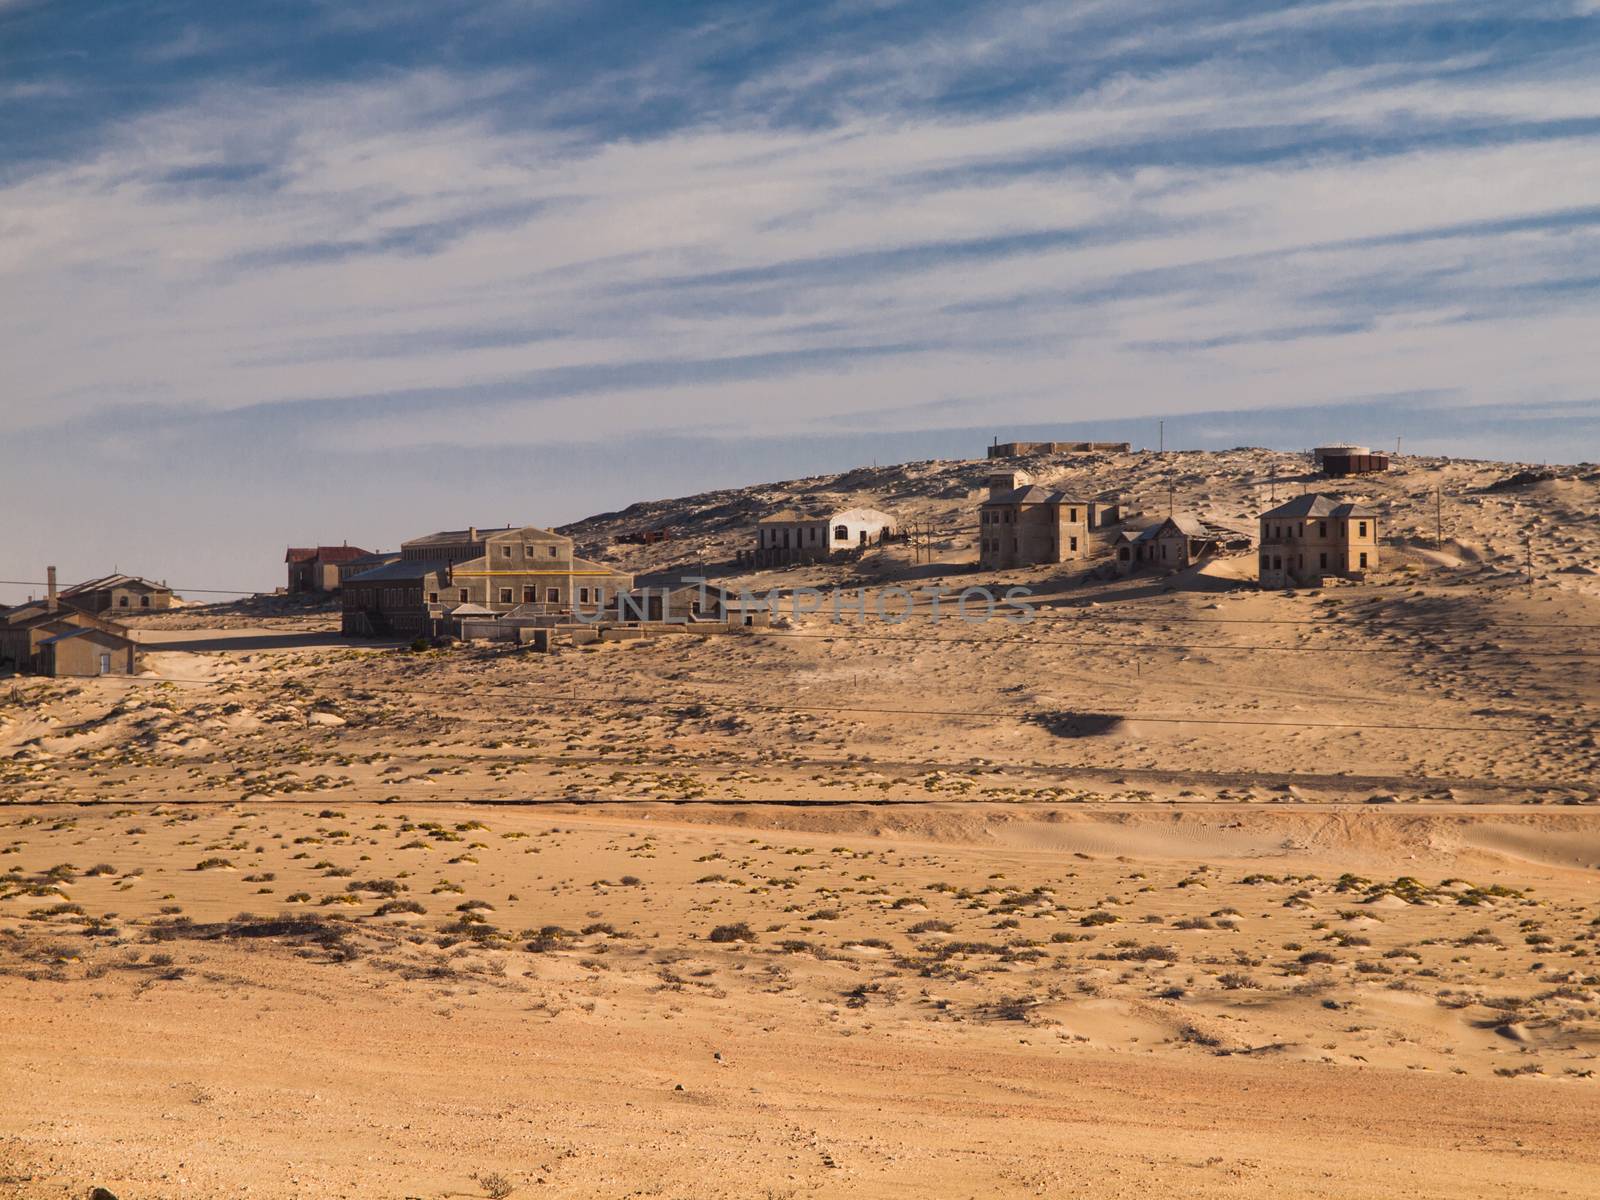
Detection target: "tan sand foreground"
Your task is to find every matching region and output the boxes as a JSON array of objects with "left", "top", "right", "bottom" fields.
[{"left": 3, "top": 449, "right": 1598, "bottom": 1197}]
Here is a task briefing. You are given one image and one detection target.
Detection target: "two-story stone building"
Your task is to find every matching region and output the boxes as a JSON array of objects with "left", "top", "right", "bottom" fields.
[
  {"left": 1257, "top": 494, "right": 1380, "bottom": 588},
  {"left": 341, "top": 525, "right": 633, "bottom": 637}
]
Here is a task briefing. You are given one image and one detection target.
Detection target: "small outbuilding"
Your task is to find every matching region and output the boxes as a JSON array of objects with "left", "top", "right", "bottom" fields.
[{"left": 36, "top": 625, "right": 140, "bottom": 677}]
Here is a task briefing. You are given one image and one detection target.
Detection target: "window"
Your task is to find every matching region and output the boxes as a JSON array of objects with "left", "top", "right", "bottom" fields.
[
  {"left": 428, "top": 591, "right": 438, "bottom": 603},
  {"left": 459, "top": 589, "right": 469, "bottom": 602},
  {"left": 1069, "top": 536, "right": 1078, "bottom": 552},
  {"left": 499, "top": 588, "right": 513, "bottom": 604},
  {"left": 809, "top": 527, "right": 817, "bottom": 542},
  {"left": 500, "top": 545, "right": 512, "bottom": 558},
  {"left": 1319, "top": 522, "right": 1327, "bottom": 537},
  {"left": 546, "top": 588, "right": 559, "bottom": 603},
  {"left": 1359, "top": 552, "right": 1368, "bottom": 569},
  {"left": 523, "top": 587, "right": 536, "bottom": 603},
  {"left": 834, "top": 525, "right": 849, "bottom": 541},
  {"left": 578, "top": 587, "right": 590, "bottom": 603},
  {"left": 118, "top": 596, "right": 129, "bottom": 607},
  {"left": 1319, "top": 552, "right": 1327, "bottom": 569},
  {"left": 1069, "top": 508, "right": 1078, "bottom": 522},
  {"left": 1358, "top": 521, "right": 1368, "bottom": 538},
  {"left": 140, "top": 595, "right": 151, "bottom": 608},
  {"left": 548, "top": 546, "right": 558, "bottom": 557}
]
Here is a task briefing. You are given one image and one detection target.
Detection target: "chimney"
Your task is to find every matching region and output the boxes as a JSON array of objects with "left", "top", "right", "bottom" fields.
[
  {"left": 468, "top": 526, "right": 478, "bottom": 542},
  {"left": 47, "top": 565, "right": 58, "bottom": 612}
]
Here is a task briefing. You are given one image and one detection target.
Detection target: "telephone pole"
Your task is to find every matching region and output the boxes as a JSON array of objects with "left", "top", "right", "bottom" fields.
[{"left": 1158, "top": 419, "right": 1164, "bottom": 454}]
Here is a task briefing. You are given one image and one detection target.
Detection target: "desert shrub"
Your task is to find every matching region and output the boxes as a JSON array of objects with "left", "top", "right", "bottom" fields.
[
  {"left": 908, "top": 919, "right": 954, "bottom": 935},
  {"left": 1116, "top": 943, "right": 1178, "bottom": 962},
  {"left": 1080, "top": 911, "right": 1117, "bottom": 926},
  {"left": 194, "top": 858, "right": 233, "bottom": 871},
  {"left": 374, "top": 899, "right": 426, "bottom": 916},
  {"left": 708, "top": 922, "right": 756, "bottom": 943},
  {"left": 1218, "top": 972, "right": 1259, "bottom": 989},
  {"left": 473, "top": 1170, "right": 515, "bottom": 1199},
  {"left": 1298, "top": 950, "right": 1338, "bottom": 965}
]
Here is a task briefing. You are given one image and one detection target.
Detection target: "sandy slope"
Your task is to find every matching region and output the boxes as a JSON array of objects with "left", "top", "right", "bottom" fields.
[
  {"left": 2, "top": 801, "right": 1598, "bottom": 1198},
  {"left": 2, "top": 448, "right": 1598, "bottom": 1197}
]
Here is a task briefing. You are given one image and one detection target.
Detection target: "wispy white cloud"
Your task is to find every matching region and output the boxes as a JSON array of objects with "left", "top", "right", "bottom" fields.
[{"left": 0, "top": 0, "right": 1597, "bottom": 595}]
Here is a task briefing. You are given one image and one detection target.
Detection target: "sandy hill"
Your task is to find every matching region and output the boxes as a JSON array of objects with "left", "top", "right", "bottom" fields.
[{"left": 560, "top": 447, "right": 1600, "bottom": 588}]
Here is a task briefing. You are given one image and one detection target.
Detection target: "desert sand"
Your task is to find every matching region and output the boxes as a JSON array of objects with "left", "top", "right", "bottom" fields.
[{"left": 2, "top": 448, "right": 1597, "bottom": 1198}]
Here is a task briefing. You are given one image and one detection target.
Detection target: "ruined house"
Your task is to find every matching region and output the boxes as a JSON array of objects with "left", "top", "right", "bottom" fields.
[
  {"left": 0, "top": 569, "right": 140, "bottom": 676},
  {"left": 754, "top": 507, "right": 896, "bottom": 567},
  {"left": 1257, "top": 495, "right": 1380, "bottom": 588},
  {"left": 1113, "top": 515, "right": 1229, "bottom": 575},
  {"left": 58, "top": 573, "right": 173, "bottom": 614},
  {"left": 977, "top": 470, "right": 1105, "bottom": 569},
  {"left": 285, "top": 545, "right": 375, "bottom": 594}
]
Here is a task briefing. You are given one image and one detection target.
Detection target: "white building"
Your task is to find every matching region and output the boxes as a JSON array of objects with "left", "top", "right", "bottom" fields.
[{"left": 754, "top": 506, "right": 896, "bottom": 566}]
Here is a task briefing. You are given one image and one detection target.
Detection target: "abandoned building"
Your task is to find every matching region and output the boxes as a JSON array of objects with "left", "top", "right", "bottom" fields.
[
  {"left": 1258, "top": 495, "right": 1380, "bottom": 588},
  {"left": 754, "top": 507, "right": 896, "bottom": 567},
  {"left": 1114, "top": 515, "right": 1230, "bottom": 575},
  {"left": 1322, "top": 450, "right": 1391, "bottom": 477},
  {"left": 285, "top": 545, "right": 375, "bottom": 594},
  {"left": 58, "top": 573, "right": 173, "bottom": 614},
  {"left": 979, "top": 476, "right": 1097, "bottom": 569},
  {"left": 334, "top": 550, "right": 399, "bottom": 589},
  {"left": 1, "top": 569, "right": 141, "bottom": 676},
  {"left": 986, "top": 440, "right": 1131, "bottom": 458},
  {"left": 340, "top": 525, "right": 633, "bottom": 637}
]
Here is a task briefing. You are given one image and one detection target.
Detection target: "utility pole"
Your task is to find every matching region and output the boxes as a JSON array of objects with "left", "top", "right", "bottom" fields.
[
  {"left": 1158, "top": 420, "right": 1164, "bottom": 454},
  {"left": 1396, "top": 435, "right": 1402, "bottom": 457}
]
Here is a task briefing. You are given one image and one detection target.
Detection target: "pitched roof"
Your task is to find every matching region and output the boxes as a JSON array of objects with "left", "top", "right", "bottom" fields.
[
  {"left": 344, "top": 559, "right": 448, "bottom": 583},
  {"left": 2, "top": 605, "right": 126, "bottom": 634},
  {"left": 1260, "top": 493, "right": 1378, "bottom": 520},
  {"left": 285, "top": 546, "right": 371, "bottom": 564},
  {"left": 982, "top": 486, "right": 1089, "bottom": 506},
  {"left": 40, "top": 625, "right": 131, "bottom": 647},
  {"left": 402, "top": 525, "right": 547, "bottom": 547},
  {"left": 60, "top": 573, "right": 169, "bottom": 596}
]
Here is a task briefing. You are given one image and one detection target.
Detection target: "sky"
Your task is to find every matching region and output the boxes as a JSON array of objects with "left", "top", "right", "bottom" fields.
[{"left": 2, "top": 0, "right": 1599, "bottom": 599}]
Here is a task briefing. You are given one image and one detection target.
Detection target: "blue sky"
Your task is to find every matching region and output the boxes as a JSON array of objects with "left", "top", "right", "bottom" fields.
[{"left": 3, "top": 0, "right": 1599, "bottom": 596}]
